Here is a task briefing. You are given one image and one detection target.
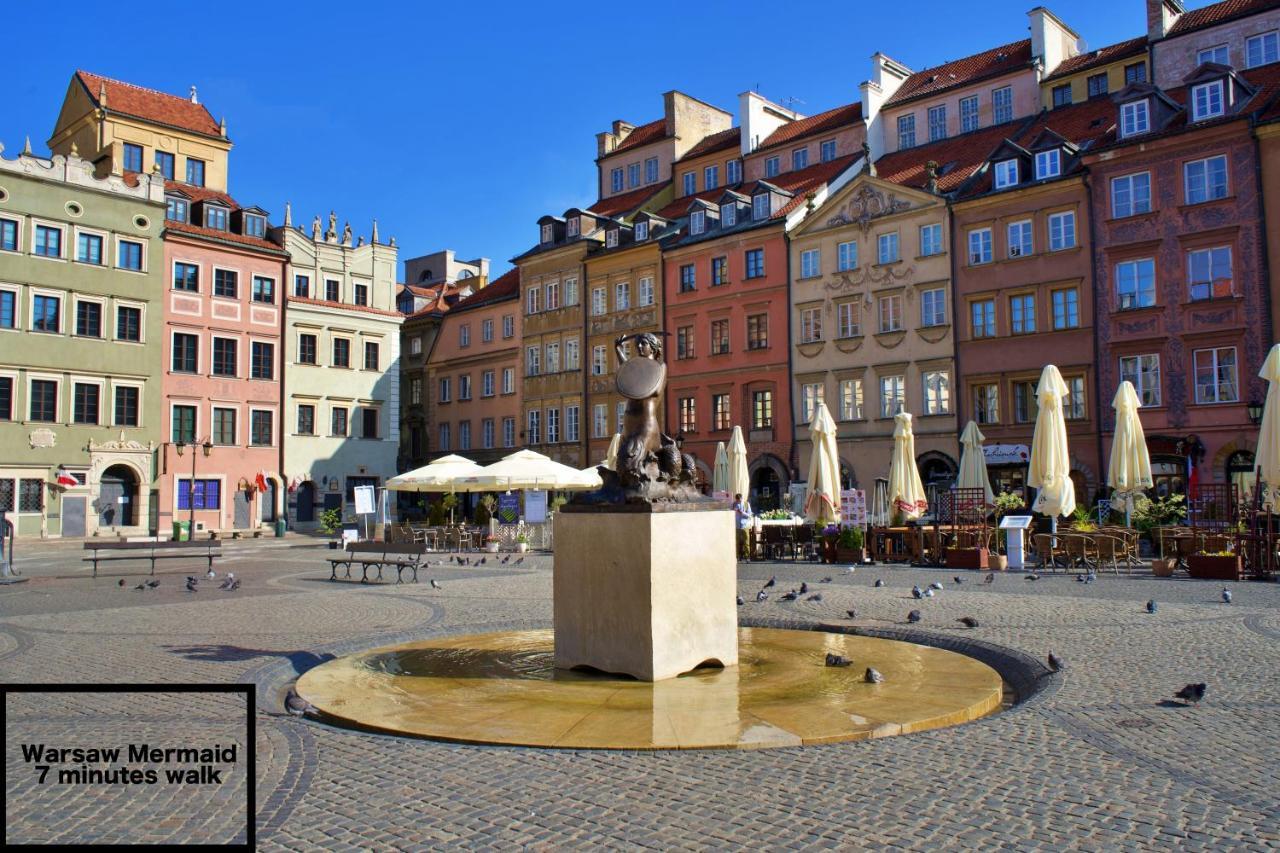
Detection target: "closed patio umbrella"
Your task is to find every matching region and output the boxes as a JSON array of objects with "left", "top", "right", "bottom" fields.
[
  {"left": 1255, "top": 343, "right": 1280, "bottom": 507},
  {"left": 1028, "top": 365, "right": 1076, "bottom": 520},
  {"left": 888, "top": 412, "right": 928, "bottom": 521},
  {"left": 728, "top": 426, "right": 750, "bottom": 502},
  {"left": 713, "top": 441, "right": 730, "bottom": 495},
  {"left": 803, "top": 402, "right": 842, "bottom": 525},
  {"left": 957, "top": 420, "right": 995, "bottom": 505},
  {"left": 1107, "top": 380, "right": 1153, "bottom": 523}
]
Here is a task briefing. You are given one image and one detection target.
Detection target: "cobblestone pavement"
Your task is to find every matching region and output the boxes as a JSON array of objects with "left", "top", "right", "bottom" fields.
[{"left": 2, "top": 540, "right": 1278, "bottom": 849}]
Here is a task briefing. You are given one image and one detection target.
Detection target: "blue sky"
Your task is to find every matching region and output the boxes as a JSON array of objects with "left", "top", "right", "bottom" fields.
[{"left": 3, "top": 1, "right": 1154, "bottom": 279}]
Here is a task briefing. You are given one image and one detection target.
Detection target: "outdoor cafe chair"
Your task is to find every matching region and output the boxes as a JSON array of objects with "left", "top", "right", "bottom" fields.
[
  {"left": 1060, "top": 533, "right": 1096, "bottom": 571},
  {"left": 1092, "top": 533, "right": 1127, "bottom": 575},
  {"left": 1031, "top": 533, "right": 1058, "bottom": 571}
]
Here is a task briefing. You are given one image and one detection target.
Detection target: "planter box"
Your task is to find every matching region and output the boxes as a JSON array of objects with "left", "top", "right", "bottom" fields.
[
  {"left": 990, "top": 553, "right": 1008, "bottom": 571},
  {"left": 835, "top": 547, "right": 866, "bottom": 564},
  {"left": 486, "top": 542, "right": 500, "bottom": 553},
  {"left": 1187, "top": 555, "right": 1242, "bottom": 581},
  {"left": 946, "top": 547, "right": 989, "bottom": 570},
  {"left": 1151, "top": 558, "right": 1177, "bottom": 577}
]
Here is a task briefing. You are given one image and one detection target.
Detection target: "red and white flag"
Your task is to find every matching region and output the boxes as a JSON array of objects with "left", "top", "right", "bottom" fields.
[{"left": 55, "top": 467, "right": 78, "bottom": 487}]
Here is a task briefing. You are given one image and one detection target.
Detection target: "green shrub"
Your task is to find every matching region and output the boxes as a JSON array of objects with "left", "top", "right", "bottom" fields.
[
  {"left": 837, "top": 526, "right": 863, "bottom": 549},
  {"left": 319, "top": 508, "right": 343, "bottom": 535}
]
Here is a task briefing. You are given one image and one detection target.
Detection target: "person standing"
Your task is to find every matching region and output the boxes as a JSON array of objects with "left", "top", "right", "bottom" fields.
[{"left": 733, "top": 493, "right": 753, "bottom": 560}]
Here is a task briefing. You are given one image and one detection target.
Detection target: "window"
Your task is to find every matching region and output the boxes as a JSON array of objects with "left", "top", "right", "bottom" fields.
[
  {"left": 527, "top": 409, "right": 543, "bottom": 444},
  {"left": 1120, "top": 354, "right": 1161, "bottom": 406},
  {"left": 1120, "top": 100, "right": 1149, "bottom": 137},
  {"left": 593, "top": 404, "right": 608, "bottom": 438},
  {"left": 174, "top": 261, "right": 199, "bottom": 292},
  {"left": 679, "top": 265, "right": 696, "bottom": 293},
  {"left": 638, "top": 276, "right": 654, "bottom": 306},
  {"left": 171, "top": 404, "right": 196, "bottom": 442},
  {"left": 213, "top": 269, "right": 238, "bottom": 299},
  {"left": 677, "top": 326, "right": 694, "bottom": 359},
  {"left": 252, "top": 276, "right": 275, "bottom": 304},
  {"left": 1247, "top": 32, "right": 1278, "bottom": 68},
  {"left": 1198, "top": 45, "right": 1229, "bottom": 65},
  {"left": 834, "top": 378, "right": 861, "bottom": 421},
  {"left": 35, "top": 224, "right": 62, "bottom": 258},
  {"left": 711, "top": 318, "right": 730, "bottom": 353},
  {"left": 116, "top": 306, "right": 141, "bottom": 342},
  {"left": 172, "top": 332, "right": 198, "bottom": 372},
  {"left": 897, "top": 114, "right": 916, "bottom": 149},
  {"left": 1194, "top": 347, "right": 1238, "bottom": 403},
  {"left": 877, "top": 233, "right": 899, "bottom": 264},
  {"left": 459, "top": 323, "right": 471, "bottom": 347},
  {"left": 545, "top": 281, "right": 559, "bottom": 310},
  {"left": 177, "top": 480, "right": 220, "bottom": 511},
  {"left": 503, "top": 315, "right": 515, "bottom": 338},
  {"left": 331, "top": 407, "right": 348, "bottom": 437},
  {"left": 298, "top": 334, "right": 317, "bottom": 364},
  {"left": 482, "top": 319, "right": 493, "bottom": 342},
  {"left": 752, "top": 194, "right": 769, "bottom": 220},
  {"left": 544, "top": 342, "right": 559, "bottom": 374},
  {"left": 1035, "top": 149, "right": 1061, "bottom": 180},
  {"left": 1052, "top": 84, "right": 1072, "bottom": 108},
  {"left": 880, "top": 375, "right": 905, "bottom": 417},
  {"left": 27, "top": 379, "right": 56, "bottom": 422},
  {"left": 212, "top": 338, "right": 237, "bottom": 376},
  {"left": 252, "top": 341, "right": 275, "bottom": 379},
  {"left": 920, "top": 288, "right": 946, "bottom": 327},
  {"left": 0, "top": 218, "right": 17, "bottom": 251},
  {"left": 565, "top": 338, "right": 579, "bottom": 370},
  {"left": 690, "top": 210, "right": 705, "bottom": 235},
  {"left": 204, "top": 205, "right": 228, "bottom": 230},
  {"left": 968, "top": 228, "right": 992, "bottom": 264},
  {"left": 683, "top": 172, "right": 696, "bottom": 195},
  {"left": 1111, "top": 173, "right": 1151, "bottom": 217},
  {"left": 973, "top": 383, "right": 999, "bottom": 424},
  {"left": 1013, "top": 381, "right": 1038, "bottom": 423},
  {"left": 166, "top": 195, "right": 188, "bottom": 222},
  {"left": 1007, "top": 220, "right": 1032, "bottom": 258},
  {"left": 114, "top": 386, "right": 139, "bottom": 426},
  {"left": 605, "top": 228, "right": 618, "bottom": 248},
  {"left": 1086, "top": 73, "right": 1108, "bottom": 100},
  {"left": 923, "top": 371, "right": 950, "bottom": 415},
  {"left": 629, "top": 162, "right": 641, "bottom": 188},
  {"left": 800, "top": 249, "right": 820, "bottom": 278},
  {"left": 837, "top": 301, "right": 861, "bottom": 338},
  {"left": 713, "top": 393, "right": 731, "bottom": 430},
  {"left": 482, "top": 418, "right": 495, "bottom": 449},
  {"left": 213, "top": 408, "right": 236, "bottom": 445},
  {"left": 678, "top": 397, "right": 697, "bottom": 433},
  {"left": 749, "top": 389, "right": 773, "bottom": 429},
  {"left": 800, "top": 307, "right": 822, "bottom": 343},
  {"left": 920, "top": 223, "right": 943, "bottom": 257},
  {"left": 0, "top": 291, "right": 12, "bottom": 329},
  {"left": 820, "top": 139, "right": 837, "bottom": 162},
  {"left": 960, "top": 95, "right": 980, "bottom": 132},
  {"left": 564, "top": 277, "right": 578, "bottom": 306},
  {"left": 635, "top": 221, "right": 649, "bottom": 241},
  {"left": 410, "top": 378, "right": 422, "bottom": 405},
  {"left": 1052, "top": 288, "right": 1079, "bottom": 330},
  {"left": 540, "top": 223, "right": 553, "bottom": 244},
  {"left": 75, "top": 301, "right": 101, "bottom": 337},
  {"left": 297, "top": 404, "right": 315, "bottom": 435},
  {"left": 645, "top": 157, "right": 659, "bottom": 183},
  {"left": 243, "top": 214, "right": 265, "bottom": 238},
  {"left": 503, "top": 417, "right": 515, "bottom": 448},
  {"left": 332, "top": 338, "right": 350, "bottom": 367},
  {"left": 1048, "top": 211, "right": 1076, "bottom": 250},
  {"left": 1191, "top": 80, "right": 1224, "bottom": 121},
  {"left": 123, "top": 143, "right": 143, "bottom": 172},
  {"left": 1185, "top": 155, "right": 1228, "bottom": 204},
  {"left": 705, "top": 165, "right": 719, "bottom": 190},
  {"left": 838, "top": 241, "right": 857, "bottom": 271},
  {"left": 438, "top": 422, "right": 450, "bottom": 451},
  {"left": 325, "top": 279, "right": 340, "bottom": 301},
  {"left": 928, "top": 105, "right": 947, "bottom": 141},
  {"left": 1115, "top": 258, "right": 1156, "bottom": 309},
  {"left": 993, "top": 86, "right": 1013, "bottom": 123},
  {"left": 792, "top": 148, "right": 808, "bottom": 171},
  {"left": 721, "top": 201, "right": 737, "bottom": 229},
  {"left": 747, "top": 314, "right": 768, "bottom": 350},
  {"left": 72, "top": 382, "right": 99, "bottom": 424},
  {"left": 800, "top": 383, "right": 824, "bottom": 423},
  {"left": 33, "top": 294, "right": 60, "bottom": 333},
  {"left": 1125, "top": 62, "right": 1147, "bottom": 84},
  {"left": 765, "top": 157, "right": 780, "bottom": 178},
  {"left": 592, "top": 287, "right": 607, "bottom": 315},
  {"left": 1187, "top": 246, "right": 1233, "bottom": 301},
  {"left": 611, "top": 168, "right": 623, "bottom": 193},
  {"left": 439, "top": 377, "right": 452, "bottom": 403},
  {"left": 154, "top": 150, "right": 175, "bottom": 179},
  {"left": 185, "top": 157, "right": 205, "bottom": 186},
  {"left": 994, "top": 159, "right": 1019, "bottom": 189},
  {"left": 878, "top": 294, "right": 903, "bottom": 333},
  {"left": 727, "top": 158, "right": 742, "bottom": 183},
  {"left": 1065, "top": 376, "right": 1086, "bottom": 420},
  {"left": 360, "top": 407, "right": 378, "bottom": 440},
  {"left": 1010, "top": 294, "right": 1036, "bottom": 334},
  {"left": 746, "top": 249, "right": 764, "bottom": 278},
  {"left": 77, "top": 233, "right": 103, "bottom": 264},
  {"left": 352, "top": 283, "right": 367, "bottom": 306},
  {"left": 972, "top": 299, "right": 996, "bottom": 338},
  {"left": 526, "top": 286, "right": 540, "bottom": 315},
  {"left": 526, "top": 346, "right": 540, "bottom": 376}
]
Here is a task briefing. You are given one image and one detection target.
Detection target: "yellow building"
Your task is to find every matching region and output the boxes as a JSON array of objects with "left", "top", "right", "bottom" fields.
[
  {"left": 1040, "top": 37, "right": 1149, "bottom": 110},
  {"left": 48, "top": 71, "right": 232, "bottom": 191}
]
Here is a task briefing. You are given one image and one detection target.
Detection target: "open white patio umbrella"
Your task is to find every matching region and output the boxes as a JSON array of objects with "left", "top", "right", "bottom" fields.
[
  {"left": 577, "top": 464, "right": 605, "bottom": 489},
  {"left": 803, "top": 402, "right": 842, "bottom": 525},
  {"left": 1107, "top": 381, "right": 1153, "bottom": 522},
  {"left": 385, "top": 454, "right": 482, "bottom": 491},
  {"left": 1256, "top": 343, "right": 1280, "bottom": 508},
  {"left": 888, "top": 412, "right": 928, "bottom": 521},
  {"left": 460, "top": 449, "right": 599, "bottom": 492},
  {"left": 604, "top": 433, "right": 622, "bottom": 471},
  {"left": 728, "top": 426, "right": 750, "bottom": 501},
  {"left": 712, "top": 441, "right": 730, "bottom": 495},
  {"left": 1028, "top": 365, "right": 1076, "bottom": 520},
  {"left": 957, "top": 420, "right": 995, "bottom": 505}
]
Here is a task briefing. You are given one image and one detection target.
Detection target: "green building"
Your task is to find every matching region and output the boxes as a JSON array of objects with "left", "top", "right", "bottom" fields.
[{"left": 0, "top": 145, "right": 165, "bottom": 537}]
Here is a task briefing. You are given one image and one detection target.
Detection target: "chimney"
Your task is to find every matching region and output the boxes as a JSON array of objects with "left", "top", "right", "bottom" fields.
[
  {"left": 738, "top": 91, "right": 801, "bottom": 156},
  {"left": 595, "top": 120, "right": 635, "bottom": 158},
  {"left": 860, "top": 52, "right": 912, "bottom": 159},
  {"left": 1028, "top": 7, "right": 1080, "bottom": 78},
  {"left": 1147, "top": 0, "right": 1184, "bottom": 40}
]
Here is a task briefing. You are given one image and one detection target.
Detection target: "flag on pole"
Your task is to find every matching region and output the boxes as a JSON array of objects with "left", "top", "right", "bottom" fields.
[{"left": 55, "top": 466, "right": 78, "bottom": 487}]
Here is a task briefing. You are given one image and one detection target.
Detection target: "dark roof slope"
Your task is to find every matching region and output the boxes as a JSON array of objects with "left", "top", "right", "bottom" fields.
[{"left": 884, "top": 40, "right": 1033, "bottom": 107}]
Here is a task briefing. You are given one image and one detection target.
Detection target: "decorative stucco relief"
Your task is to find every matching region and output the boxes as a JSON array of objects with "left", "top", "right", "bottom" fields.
[{"left": 826, "top": 185, "right": 912, "bottom": 232}]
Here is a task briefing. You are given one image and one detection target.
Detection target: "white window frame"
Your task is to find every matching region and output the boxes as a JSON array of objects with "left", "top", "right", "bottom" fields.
[
  {"left": 634, "top": 221, "right": 649, "bottom": 241},
  {"left": 593, "top": 404, "right": 608, "bottom": 439},
  {"left": 878, "top": 294, "right": 903, "bottom": 333},
  {"left": 502, "top": 367, "right": 514, "bottom": 394},
  {"left": 727, "top": 158, "right": 742, "bottom": 184},
  {"left": 752, "top": 194, "right": 769, "bottom": 221},
  {"left": 1246, "top": 31, "right": 1278, "bottom": 68},
  {"left": 545, "top": 280, "right": 560, "bottom": 311},
  {"left": 922, "top": 371, "right": 950, "bottom": 415},
  {"left": 1194, "top": 347, "right": 1239, "bottom": 404},
  {"left": 565, "top": 337, "right": 579, "bottom": 371},
  {"left": 960, "top": 95, "right": 980, "bottom": 132},
  {"left": 800, "top": 249, "right": 821, "bottom": 278},
  {"left": 1007, "top": 220, "right": 1033, "bottom": 258},
  {"left": 525, "top": 346, "right": 539, "bottom": 376},
  {"left": 968, "top": 228, "right": 993, "bottom": 264},
  {"left": 994, "top": 159, "right": 1019, "bottom": 189},
  {"left": 503, "top": 315, "right": 514, "bottom": 338},
  {"left": 704, "top": 165, "right": 719, "bottom": 190},
  {"left": 721, "top": 204, "right": 736, "bottom": 227},
  {"left": 920, "top": 288, "right": 946, "bottom": 327},
  {"left": 837, "top": 300, "right": 861, "bottom": 338},
  {"left": 837, "top": 241, "right": 857, "bottom": 271},
  {"left": 1191, "top": 80, "right": 1225, "bottom": 121},
  {"left": 927, "top": 104, "right": 947, "bottom": 141},
  {"left": 1120, "top": 100, "right": 1150, "bottom": 137},
  {"left": 615, "top": 281, "right": 630, "bottom": 311},
  {"left": 897, "top": 114, "right": 916, "bottom": 149},
  {"left": 591, "top": 287, "right": 607, "bottom": 316},
  {"left": 1184, "top": 155, "right": 1229, "bottom": 204},
  {"left": 764, "top": 157, "right": 780, "bottom": 178},
  {"left": 482, "top": 318, "right": 494, "bottom": 343},
  {"left": 1034, "top": 149, "right": 1061, "bottom": 180},
  {"left": 877, "top": 232, "right": 899, "bottom": 264},
  {"left": 820, "top": 139, "right": 837, "bottom": 162},
  {"left": 1187, "top": 245, "right": 1233, "bottom": 301},
  {"left": 503, "top": 417, "right": 515, "bottom": 448},
  {"left": 1115, "top": 258, "right": 1156, "bottom": 310},
  {"left": 879, "top": 375, "right": 905, "bottom": 418},
  {"left": 566, "top": 217, "right": 579, "bottom": 238},
  {"left": 839, "top": 378, "right": 863, "bottom": 420},
  {"left": 592, "top": 345, "right": 607, "bottom": 376},
  {"left": 1048, "top": 211, "right": 1076, "bottom": 251},
  {"left": 1111, "top": 172, "right": 1152, "bottom": 218},
  {"left": 526, "top": 286, "right": 540, "bottom": 315},
  {"left": 919, "top": 223, "right": 942, "bottom": 257},
  {"left": 1197, "top": 44, "right": 1229, "bottom": 65},
  {"left": 992, "top": 86, "right": 1013, "bottom": 123},
  {"left": 540, "top": 223, "right": 553, "bottom": 243},
  {"left": 690, "top": 209, "right": 705, "bottom": 235},
  {"left": 638, "top": 276, "right": 654, "bottom": 306},
  {"left": 605, "top": 229, "right": 618, "bottom": 248},
  {"left": 800, "top": 307, "right": 823, "bottom": 343},
  {"left": 544, "top": 342, "right": 559, "bottom": 374}
]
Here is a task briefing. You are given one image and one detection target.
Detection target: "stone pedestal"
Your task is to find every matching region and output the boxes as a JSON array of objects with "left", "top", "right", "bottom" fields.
[{"left": 553, "top": 506, "right": 738, "bottom": 681}]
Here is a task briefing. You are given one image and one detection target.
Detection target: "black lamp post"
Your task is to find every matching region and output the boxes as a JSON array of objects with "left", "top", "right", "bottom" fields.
[
  {"left": 175, "top": 438, "right": 214, "bottom": 532},
  {"left": 1247, "top": 399, "right": 1264, "bottom": 425}
]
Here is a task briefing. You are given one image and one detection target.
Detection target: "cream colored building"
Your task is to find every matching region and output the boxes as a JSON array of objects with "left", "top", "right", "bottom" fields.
[{"left": 272, "top": 213, "right": 402, "bottom": 527}]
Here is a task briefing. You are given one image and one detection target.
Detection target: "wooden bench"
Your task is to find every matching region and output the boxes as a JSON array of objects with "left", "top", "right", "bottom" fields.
[
  {"left": 83, "top": 540, "right": 222, "bottom": 578},
  {"left": 328, "top": 542, "right": 426, "bottom": 584}
]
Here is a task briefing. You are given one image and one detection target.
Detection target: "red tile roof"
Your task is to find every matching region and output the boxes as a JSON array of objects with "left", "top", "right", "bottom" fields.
[
  {"left": 588, "top": 181, "right": 670, "bottom": 219},
  {"left": 1166, "top": 0, "right": 1280, "bottom": 38},
  {"left": 76, "top": 71, "right": 222, "bottom": 138},
  {"left": 656, "top": 186, "right": 731, "bottom": 220},
  {"left": 676, "top": 127, "right": 741, "bottom": 162},
  {"left": 162, "top": 178, "right": 238, "bottom": 208},
  {"left": 451, "top": 268, "right": 520, "bottom": 312},
  {"left": 290, "top": 295, "right": 402, "bottom": 318},
  {"left": 884, "top": 40, "right": 1034, "bottom": 107},
  {"left": 164, "top": 220, "right": 284, "bottom": 254},
  {"left": 770, "top": 155, "right": 861, "bottom": 216},
  {"left": 875, "top": 120, "right": 1036, "bottom": 193},
  {"left": 755, "top": 102, "right": 863, "bottom": 152},
  {"left": 604, "top": 118, "right": 667, "bottom": 157},
  {"left": 1043, "top": 37, "right": 1149, "bottom": 82}
]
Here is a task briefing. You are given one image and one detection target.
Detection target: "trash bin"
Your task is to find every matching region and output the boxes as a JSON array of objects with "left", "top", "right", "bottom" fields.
[
  {"left": 172, "top": 520, "right": 190, "bottom": 542},
  {"left": 274, "top": 519, "right": 286, "bottom": 538}
]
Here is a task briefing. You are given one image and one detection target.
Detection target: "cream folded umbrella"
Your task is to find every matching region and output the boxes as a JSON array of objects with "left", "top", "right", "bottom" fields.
[
  {"left": 888, "top": 412, "right": 928, "bottom": 520},
  {"left": 1255, "top": 343, "right": 1280, "bottom": 508},
  {"left": 458, "top": 449, "right": 598, "bottom": 492},
  {"left": 957, "top": 420, "right": 995, "bottom": 505},
  {"left": 728, "top": 426, "right": 751, "bottom": 501},
  {"left": 803, "top": 401, "right": 842, "bottom": 525},
  {"left": 385, "top": 454, "right": 482, "bottom": 491},
  {"left": 713, "top": 441, "right": 730, "bottom": 495},
  {"left": 1107, "top": 380, "right": 1153, "bottom": 522},
  {"left": 1028, "top": 365, "right": 1076, "bottom": 519},
  {"left": 604, "top": 433, "right": 622, "bottom": 471}
]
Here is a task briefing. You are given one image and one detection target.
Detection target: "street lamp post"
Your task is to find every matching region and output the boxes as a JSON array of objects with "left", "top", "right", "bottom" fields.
[{"left": 175, "top": 438, "right": 214, "bottom": 535}]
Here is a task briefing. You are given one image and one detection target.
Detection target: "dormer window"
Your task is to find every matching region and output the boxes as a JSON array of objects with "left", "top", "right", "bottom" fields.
[
  {"left": 204, "top": 204, "right": 228, "bottom": 231},
  {"left": 165, "top": 195, "right": 188, "bottom": 223},
  {"left": 1120, "top": 100, "right": 1150, "bottom": 137},
  {"left": 1191, "top": 80, "right": 1225, "bottom": 121},
  {"left": 540, "top": 223, "right": 553, "bottom": 243},
  {"left": 606, "top": 229, "right": 619, "bottom": 248},
  {"left": 566, "top": 217, "right": 580, "bottom": 238},
  {"left": 1034, "top": 149, "right": 1061, "bottom": 180},
  {"left": 635, "top": 221, "right": 649, "bottom": 241},
  {"left": 690, "top": 210, "right": 706, "bottom": 235},
  {"left": 752, "top": 194, "right": 769, "bottom": 221},
  {"left": 994, "top": 159, "right": 1019, "bottom": 189},
  {"left": 243, "top": 213, "right": 266, "bottom": 238},
  {"left": 721, "top": 203, "right": 736, "bottom": 227}
]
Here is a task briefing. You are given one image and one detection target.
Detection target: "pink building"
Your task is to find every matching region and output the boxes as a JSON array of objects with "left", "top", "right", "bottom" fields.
[{"left": 159, "top": 183, "right": 287, "bottom": 535}]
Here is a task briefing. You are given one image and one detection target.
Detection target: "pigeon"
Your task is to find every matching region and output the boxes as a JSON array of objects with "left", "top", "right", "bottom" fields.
[
  {"left": 430, "top": 578, "right": 442, "bottom": 590},
  {"left": 145, "top": 579, "right": 159, "bottom": 588},
  {"left": 1174, "top": 683, "right": 1206, "bottom": 705},
  {"left": 846, "top": 609, "right": 857, "bottom": 619},
  {"left": 1222, "top": 588, "right": 1232, "bottom": 604},
  {"left": 957, "top": 616, "right": 979, "bottom": 628},
  {"left": 763, "top": 576, "right": 776, "bottom": 589},
  {"left": 846, "top": 565, "right": 857, "bottom": 574},
  {"left": 117, "top": 578, "right": 126, "bottom": 587},
  {"left": 799, "top": 582, "right": 809, "bottom": 594},
  {"left": 1146, "top": 599, "right": 1157, "bottom": 614},
  {"left": 756, "top": 589, "right": 768, "bottom": 602},
  {"left": 227, "top": 578, "right": 241, "bottom": 591},
  {"left": 874, "top": 578, "right": 885, "bottom": 588},
  {"left": 186, "top": 578, "right": 198, "bottom": 593},
  {"left": 736, "top": 596, "right": 745, "bottom": 606},
  {"left": 207, "top": 569, "right": 216, "bottom": 579},
  {"left": 1047, "top": 652, "right": 1064, "bottom": 672},
  {"left": 219, "top": 577, "right": 235, "bottom": 590},
  {"left": 1085, "top": 572, "right": 1097, "bottom": 584},
  {"left": 953, "top": 576, "right": 964, "bottom": 585},
  {"left": 929, "top": 581, "right": 944, "bottom": 591},
  {"left": 806, "top": 593, "right": 823, "bottom": 602},
  {"left": 820, "top": 576, "right": 833, "bottom": 583},
  {"left": 134, "top": 583, "right": 146, "bottom": 591},
  {"left": 515, "top": 557, "right": 524, "bottom": 565},
  {"left": 865, "top": 667, "right": 885, "bottom": 684},
  {"left": 781, "top": 591, "right": 799, "bottom": 601},
  {"left": 923, "top": 588, "right": 935, "bottom": 598},
  {"left": 912, "top": 585, "right": 924, "bottom": 599},
  {"left": 477, "top": 558, "right": 486, "bottom": 566},
  {"left": 1025, "top": 574, "right": 1039, "bottom": 581},
  {"left": 983, "top": 573, "right": 995, "bottom": 585},
  {"left": 907, "top": 609, "right": 922, "bottom": 624},
  {"left": 285, "top": 688, "right": 318, "bottom": 717},
  {"left": 1076, "top": 573, "right": 1086, "bottom": 583},
  {"left": 825, "top": 652, "right": 853, "bottom": 667}
]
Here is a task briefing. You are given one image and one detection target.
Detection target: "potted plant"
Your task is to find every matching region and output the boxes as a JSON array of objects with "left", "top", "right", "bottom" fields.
[
  {"left": 820, "top": 524, "right": 839, "bottom": 563},
  {"left": 1132, "top": 493, "right": 1185, "bottom": 575},
  {"left": 516, "top": 533, "right": 529, "bottom": 553},
  {"left": 1188, "top": 548, "right": 1242, "bottom": 580},
  {"left": 835, "top": 526, "right": 865, "bottom": 563},
  {"left": 319, "top": 508, "right": 343, "bottom": 548},
  {"left": 476, "top": 494, "right": 497, "bottom": 526},
  {"left": 946, "top": 535, "right": 989, "bottom": 569},
  {"left": 484, "top": 534, "right": 501, "bottom": 553}
]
